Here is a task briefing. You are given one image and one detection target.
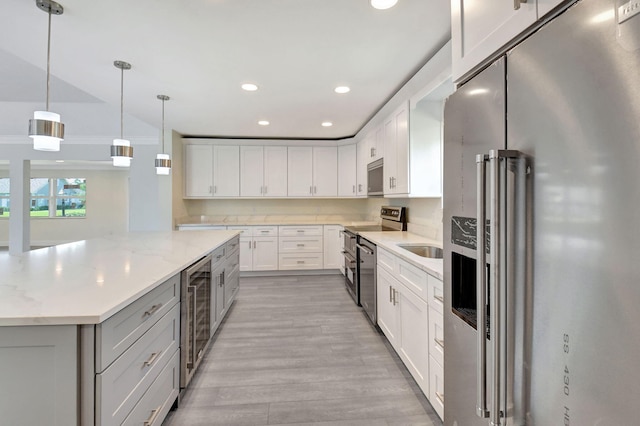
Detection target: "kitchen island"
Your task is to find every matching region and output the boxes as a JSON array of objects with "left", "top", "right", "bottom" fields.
[{"left": 0, "top": 230, "right": 239, "bottom": 426}]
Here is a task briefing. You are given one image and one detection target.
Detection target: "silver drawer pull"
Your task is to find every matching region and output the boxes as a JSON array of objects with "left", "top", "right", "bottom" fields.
[
  {"left": 260, "top": 230, "right": 270, "bottom": 233},
  {"left": 144, "top": 406, "right": 162, "bottom": 426},
  {"left": 433, "top": 294, "right": 444, "bottom": 303},
  {"left": 434, "top": 337, "right": 445, "bottom": 349},
  {"left": 297, "top": 230, "right": 305, "bottom": 233},
  {"left": 143, "top": 350, "right": 162, "bottom": 367},
  {"left": 143, "top": 303, "right": 163, "bottom": 317},
  {"left": 297, "top": 260, "right": 305, "bottom": 264},
  {"left": 297, "top": 243, "right": 305, "bottom": 247},
  {"left": 436, "top": 392, "right": 444, "bottom": 405}
]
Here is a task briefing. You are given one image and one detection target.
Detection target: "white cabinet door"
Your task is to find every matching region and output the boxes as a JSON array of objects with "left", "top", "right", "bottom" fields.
[
  {"left": 252, "top": 237, "right": 279, "bottom": 271},
  {"left": 313, "top": 146, "right": 337, "bottom": 197},
  {"left": 394, "top": 106, "right": 409, "bottom": 194},
  {"left": 263, "top": 146, "right": 288, "bottom": 197},
  {"left": 323, "top": 225, "right": 343, "bottom": 269},
  {"left": 383, "top": 103, "right": 409, "bottom": 196},
  {"left": 240, "top": 146, "right": 264, "bottom": 197},
  {"left": 356, "top": 136, "right": 370, "bottom": 197},
  {"left": 213, "top": 146, "right": 240, "bottom": 197},
  {"left": 377, "top": 268, "right": 400, "bottom": 349},
  {"left": 452, "top": 0, "right": 537, "bottom": 82},
  {"left": 373, "top": 125, "right": 384, "bottom": 161},
  {"left": 238, "top": 237, "right": 252, "bottom": 271},
  {"left": 287, "top": 147, "right": 313, "bottom": 196},
  {"left": 338, "top": 144, "right": 357, "bottom": 197},
  {"left": 184, "top": 145, "right": 213, "bottom": 197},
  {"left": 397, "top": 283, "right": 430, "bottom": 393}
]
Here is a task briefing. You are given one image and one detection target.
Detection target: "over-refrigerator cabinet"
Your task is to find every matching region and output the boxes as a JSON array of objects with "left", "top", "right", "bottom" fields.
[{"left": 443, "top": 0, "right": 640, "bottom": 424}]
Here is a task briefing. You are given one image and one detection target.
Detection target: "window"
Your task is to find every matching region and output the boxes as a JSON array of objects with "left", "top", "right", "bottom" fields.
[
  {"left": 30, "top": 178, "right": 86, "bottom": 218},
  {"left": 0, "top": 178, "right": 8, "bottom": 217}
]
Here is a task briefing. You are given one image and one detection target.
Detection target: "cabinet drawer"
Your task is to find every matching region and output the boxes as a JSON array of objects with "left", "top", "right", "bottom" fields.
[
  {"left": 278, "top": 225, "right": 323, "bottom": 237},
  {"left": 279, "top": 253, "right": 324, "bottom": 270},
  {"left": 96, "top": 274, "right": 179, "bottom": 371},
  {"left": 278, "top": 236, "right": 323, "bottom": 253},
  {"left": 251, "top": 226, "right": 278, "bottom": 237},
  {"left": 377, "top": 247, "right": 395, "bottom": 273},
  {"left": 429, "top": 305, "right": 444, "bottom": 366},
  {"left": 227, "top": 225, "right": 251, "bottom": 236},
  {"left": 210, "top": 245, "right": 226, "bottom": 270},
  {"left": 397, "top": 257, "right": 428, "bottom": 301},
  {"left": 427, "top": 274, "right": 444, "bottom": 314},
  {"left": 225, "top": 236, "right": 240, "bottom": 258},
  {"left": 122, "top": 349, "right": 179, "bottom": 426},
  {"left": 429, "top": 355, "right": 444, "bottom": 420},
  {"left": 96, "top": 303, "right": 180, "bottom": 426}
]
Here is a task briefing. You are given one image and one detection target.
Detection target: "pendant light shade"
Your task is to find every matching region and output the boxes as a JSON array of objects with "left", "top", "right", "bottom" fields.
[
  {"left": 155, "top": 95, "right": 172, "bottom": 175},
  {"left": 111, "top": 60, "right": 133, "bottom": 167},
  {"left": 29, "top": 0, "right": 65, "bottom": 151}
]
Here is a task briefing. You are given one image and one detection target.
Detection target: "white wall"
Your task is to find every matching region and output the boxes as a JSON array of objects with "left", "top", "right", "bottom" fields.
[{"left": 0, "top": 168, "right": 129, "bottom": 246}]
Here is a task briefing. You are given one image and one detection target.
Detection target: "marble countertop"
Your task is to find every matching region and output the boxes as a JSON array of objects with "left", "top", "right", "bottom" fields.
[
  {"left": 0, "top": 230, "right": 239, "bottom": 326},
  {"left": 176, "top": 215, "right": 378, "bottom": 227},
  {"left": 358, "top": 231, "right": 443, "bottom": 280}
]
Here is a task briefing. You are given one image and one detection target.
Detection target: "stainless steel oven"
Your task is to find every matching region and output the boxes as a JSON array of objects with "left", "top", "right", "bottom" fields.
[
  {"left": 180, "top": 254, "right": 212, "bottom": 389},
  {"left": 342, "top": 229, "right": 359, "bottom": 305}
]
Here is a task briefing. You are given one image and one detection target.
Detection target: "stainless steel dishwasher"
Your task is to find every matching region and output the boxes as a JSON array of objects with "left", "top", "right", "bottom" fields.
[{"left": 356, "top": 236, "right": 377, "bottom": 324}]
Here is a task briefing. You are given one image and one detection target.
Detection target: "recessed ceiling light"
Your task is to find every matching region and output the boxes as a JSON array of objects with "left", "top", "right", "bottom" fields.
[
  {"left": 370, "top": 0, "right": 398, "bottom": 10},
  {"left": 322, "top": 122, "right": 333, "bottom": 127},
  {"left": 242, "top": 83, "right": 259, "bottom": 91},
  {"left": 258, "top": 120, "right": 270, "bottom": 126},
  {"left": 334, "top": 86, "right": 350, "bottom": 94}
]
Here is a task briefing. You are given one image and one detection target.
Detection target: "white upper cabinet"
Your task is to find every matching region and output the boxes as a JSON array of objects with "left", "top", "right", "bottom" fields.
[
  {"left": 184, "top": 144, "right": 239, "bottom": 198},
  {"left": 312, "top": 146, "right": 338, "bottom": 197},
  {"left": 240, "top": 146, "right": 287, "bottom": 197},
  {"left": 288, "top": 146, "right": 337, "bottom": 197},
  {"left": 239, "top": 146, "right": 264, "bottom": 197},
  {"left": 287, "top": 147, "right": 314, "bottom": 196},
  {"left": 338, "top": 144, "right": 357, "bottom": 197},
  {"left": 184, "top": 144, "right": 214, "bottom": 197},
  {"left": 213, "top": 146, "right": 240, "bottom": 197},
  {"left": 356, "top": 134, "right": 371, "bottom": 197},
  {"left": 452, "top": 0, "right": 565, "bottom": 83},
  {"left": 383, "top": 102, "right": 410, "bottom": 196},
  {"left": 263, "top": 146, "right": 288, "bottom": 197}
]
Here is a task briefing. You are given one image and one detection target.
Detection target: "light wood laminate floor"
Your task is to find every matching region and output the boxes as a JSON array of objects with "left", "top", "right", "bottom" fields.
[{"left": 163, "top": 274, "right": 443, "bottom": 426}]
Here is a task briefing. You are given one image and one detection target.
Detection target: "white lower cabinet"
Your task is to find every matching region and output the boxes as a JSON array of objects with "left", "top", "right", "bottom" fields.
[
  {"left": 376, "top": 247, "right": 444, "bottom": 420},
  {"left": 278, "top": 225, "right": 324, "bottom": 270},
  {"left": 228, "top": 226, "right": 279, "bottom": 272},
  {"left": 323, "top": 225, "right": 343, "bottom": 269}
]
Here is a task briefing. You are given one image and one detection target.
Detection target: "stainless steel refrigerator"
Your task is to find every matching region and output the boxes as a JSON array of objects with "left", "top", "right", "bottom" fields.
[{"left": 443, "top": 0, "right": 640, "bottom": 424}]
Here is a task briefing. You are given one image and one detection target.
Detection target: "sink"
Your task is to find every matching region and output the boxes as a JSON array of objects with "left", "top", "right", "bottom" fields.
[{"left": 398, "top": 244, "right": 443, "bottom": 259}]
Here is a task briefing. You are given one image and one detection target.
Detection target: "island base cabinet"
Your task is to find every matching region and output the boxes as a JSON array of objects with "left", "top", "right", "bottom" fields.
[
  {"left": 122, "top": 349, "right": 180, "bottom": 426},
  {"left": 0, "top": 325, "right": 78, "bottom": 426}
]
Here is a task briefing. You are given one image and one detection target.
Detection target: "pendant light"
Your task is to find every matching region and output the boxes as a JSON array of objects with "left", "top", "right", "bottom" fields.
[
  {"left": 29, "top": 0, "right": 65, "bottom": 152},
  {"left": 111, "top": 60, "right": 133, "bottom": 167},
  {"left": 155, "top": 95, "right": 172, "bottom": 175}
]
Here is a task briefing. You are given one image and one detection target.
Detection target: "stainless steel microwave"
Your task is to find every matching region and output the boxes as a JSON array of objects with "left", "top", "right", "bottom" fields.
[{"left": 367, "top": 158, "right": 383, "bottom": 196}]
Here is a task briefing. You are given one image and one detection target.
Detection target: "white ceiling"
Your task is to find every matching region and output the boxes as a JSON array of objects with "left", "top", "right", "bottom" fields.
[{"left": 0, "top": 0, "right": 451, "bottom": 140}]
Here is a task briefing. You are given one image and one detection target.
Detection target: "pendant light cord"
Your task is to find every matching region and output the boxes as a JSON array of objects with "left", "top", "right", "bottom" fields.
[
  {"left": 161, "top": 98, "right": 165, "bottom": 154},
  {"left": 46, "top": 9, "right": 52, "bottom": 111}
]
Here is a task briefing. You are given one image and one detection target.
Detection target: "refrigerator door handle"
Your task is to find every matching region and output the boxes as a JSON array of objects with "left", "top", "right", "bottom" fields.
[{"left": 476, "top": 154, "right": 490, "bottom": 419}]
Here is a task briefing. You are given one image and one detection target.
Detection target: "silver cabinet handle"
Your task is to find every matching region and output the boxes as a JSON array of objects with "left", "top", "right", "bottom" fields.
[
  {"left": 297, "top": 260, "right": 305, "bottom": 264},
  {"left": 389, "top": 285, "right": 393, "bottom": 303},
  {"left": 370, "top": 147, "right": 374, "bottom": 157},
  {"left": 434, "top": 337, "right": 444, "bottom": 349},
  {"left": 143, "top": 303, "right": 163, "bottom": 317},
  {"left": 389, "top": 177, "right": 392, "bottom": 189},
  {"left": 253, "top": 240, "right": 256, "bottom": 249},
  {"left": 352, "top": 185, "right": 356, "bottom": 194},
  {"left": 310, "top": 186, "right": 313, "bottom": 194},
  {"left": 356, "top": 243, "right": 374, "bottom": 255},
  {"left": 248, "top": 241, "right": 252, "bottom": 249},
  {"left": 314, "top": 185, "right": 317, "bottom": 194},
  {"left": 297, "top": 243, "right": 305, "bottom": 247},
  {"left": 393, "top": 288, "right": 398, "bottom": 305},
  {"left": 144, "top": 406, "right": 162, "bottom": 426},
  {"left": 436, "top": 392, "right": 444, "bottom": 405},
  {"left": 213, "top": 185, "right": 217, "bottom": 194},
  {"left": 260, "top": 230, "right": 270, "bottom": 233},
  {"left": 476, "top": 153, "right": 489, "bottom": 419},
  {"left": 143, "top": 350, "right": 162, "bottom": 367},
  {"left": 209, "top": 185, "right": 213, "bottom": 194},
  {"left": 358, "top": 184, "right": 363, "bottom": 192},
  {"left": 264, "top": 185, "right": 267, "bottom": 195},
  {"left": 433, "top": 294, "right": 444, "bottom": 304},
  {"left": 514, "top": 0, "right": 527, "bottom": 10}
]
